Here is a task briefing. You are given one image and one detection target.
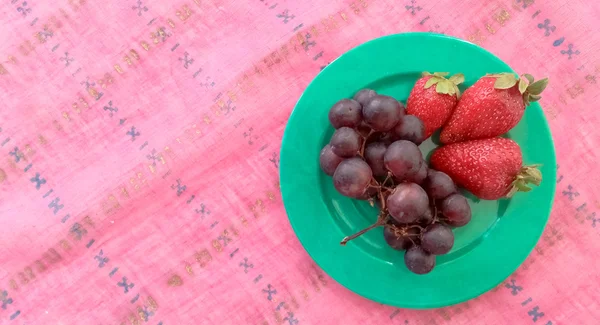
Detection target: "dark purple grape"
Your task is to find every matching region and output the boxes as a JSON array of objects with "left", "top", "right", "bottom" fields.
[
  {"left": 405, "top": 159, "right": 428, "bottom": 185},
  {"left": 383, "top": 226, "right": 419, "bottom": 250},
  {"left": 364, "top": 142, "right": 388, "bottom": 179},
  {"left": 353, "top": 89, "right": 377, "bottom": 107},
  {"left": 362, "top": 95, "right": 404, "bottom": 131},
  {"left": 387, "top": 183, "right": 429, "bottom": 224},
  {"left": 424, "top": 169, "right": 457, "bottom": 200},
  {"left": 319, "top": 144, "right": 344, "bottom": 176},
  {"left": 441, "top": 194, "right": 472, "bottom": 227},
  {"left": 333, "top": 158, "right": 373, "bottom": 198},
  {"left": 384, "top": 140, "right": 423, "bottom": 181},
  {"left": 421, "top": 224, "right": 454, "bottom": 255},
  {"left": 391, "top": 115, "right": 426, "bottom": 145},
  {"left": 404, "top": 246, "right": 436, "bottom": 275},
  {"left": 330, "top": 127, "right": 361, "bottom": 158},
  {"left": 328, "top": 99, "right": 362, "bottom": 129}
]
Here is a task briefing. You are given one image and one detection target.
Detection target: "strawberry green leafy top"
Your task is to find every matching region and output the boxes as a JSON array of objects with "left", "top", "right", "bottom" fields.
[
  {"left": 422, "top": 72, "right": 465, "bottom": 97},
  {"left": 488, "top": 73, "right": 549, "bottom": 106}
]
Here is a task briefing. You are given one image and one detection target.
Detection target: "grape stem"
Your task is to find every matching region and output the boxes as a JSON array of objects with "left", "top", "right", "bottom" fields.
[
  {"left": 358, "top": 130, "right": 375, "bottom": 158},
  {"left": 340, "top": 213, "right": 388, "bottom": 245}
]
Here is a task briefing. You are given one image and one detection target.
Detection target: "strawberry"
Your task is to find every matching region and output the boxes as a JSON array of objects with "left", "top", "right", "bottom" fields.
[
  {"left": 440, "top": 73, "right": 548, "bottom": 144},
  {"left": 406, "top": 72, "right": 464, "bottom": 138},
  {"left": 430, "top": 137, "right": 542, "bottom": 200}
]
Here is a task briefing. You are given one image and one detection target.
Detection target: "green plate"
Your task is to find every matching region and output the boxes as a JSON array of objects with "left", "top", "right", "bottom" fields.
[{"left": 280, "top": 33, "right": 556, "bottom": 309}]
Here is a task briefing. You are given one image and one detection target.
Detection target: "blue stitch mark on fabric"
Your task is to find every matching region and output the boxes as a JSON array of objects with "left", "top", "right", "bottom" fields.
[
  {"left": 254, "top": 274, "right": 263, "bottom": 283},
  {"left": 80, "top": 77, "right": 95, "bottom": 89},
  {"left": 178, "top": 51, "right": 194, "bottom": 69},
  {"left": 504, "top": 279, "right": 523, "bottom": 295},
  {"left": 537, "top": 19, "right": 555, "bottom": 36},
  {"left": 23, "top": 163, "right": 32, "bottom": 172},
  {"left": 560, "top": 44, "right": 580, "bottom": 59},
  {"left": 283, "top": 312, "right": 299, "bottom": 325},
  {"left": 1, "top": 290, "right": 13, "bottom": 310},
  {"left": 117, "top": 277, "right": 134, "bottom": 293},
  {"left": 239, "top": 258, "right": 254, "bottom": 273},
  {"left": 275, "top": 302, "right": 286, "bottom": 311},
  {"left": 1, "top": 138, "right": 10, "bottom": 147},
  {"left": 70, "top": 222, "right": 87, "bottom": 240},
  {"left": 405, "top": 0, "right": 422, "bottom": 15},
  {"left": 269, "top": 152, "right": 279, "bottom": 168},
  {"left": 313, "top": 51, "right": 323, "bottom": 60},
  {"left": 218, "top": 233, "right": 232, "bottom": 247},
  {"left": 229, "top": 248, "right": 239, "bottom": 258},
  {"left": 562, "top": 185, "right": 579, "bottom": 200},
  {"left": 30, "top": 172, "right": 46, "bottom": 189},
  {"left": 419, "top": 16, "right": 430, "bottom": 25},
  {"left": 132, "top": 0, "right": 149, "bottom": 16},
  {"left": 171, "top": 179, "right": 187, "bottom": 196},
  {"left": 139, "top": 306, "right": 154, "bottom": 321},
  {"left": 186, "top": 195, "right": 195, "bottom": 204},
  {"left": 293, "top": 23, "right": 303, "bottom": 31},
  {"left": 37, "top": 25, "right": 53, "bottom": 41},
  {"left": 302, "top": 33, "right": 316, "bottom": 51},
  {"left": 59, "top": 52, "right": 74, "bottom": 67},
  {"left": 146, "top": 149, "right": 161, "bottom": 166},
  {"left": 130, "top": 294, "right": 140, "bottom": 304},
  {"left": 219, "top": 99, "right": 236, "bottom": 114},
  {"left": 127, "top": 127, "right": 140, "bottom": 141},
  {"left": 262, "top": 284, "right": 277, "bottom": 301},
  {"left": 528, "top": 306, "right": 545, "bottom": 322},
  {"left": 17, "top": 2, "right": 32, "bottom": 17},
  {"left": 60, "top": 214, "right": 71, "bottom": 223},
  {"left": 552, "top": 37, "right": 564, "bottom": 47},
  {"left": 587, "top": 212, "right": 598, "bottom": 227},
  {"left": 86, "top": 239, "right": 95, "bottom": 248},
  {"left": 10, "top": 310, "right": 20, "bottom": 320},
  {"left": 276, "top": 9, "right": 295, "bottom": 23},
  {"left": 199, "top": 76, "right": 216, "bottom": 88},
  {"left": 94, "top": 250, "right": 109, "bottom": 267},
  {"left": 43, "top": 189, "right": 53, "bottom": 198},
  {"left": 9, "top": 147, "right": 22, "bottom": 163},
  {"left": 521, "top": 297, "right": 532, "bottom": 306},
  {"left": 48, "top": 197, "right": 64, "bottom": 215},
  {"left": 103, "top": 101, "right": 119, "bottom": 117},
  {"left": 210, "top": 221, "right": 219, "bottom": 229},
  {"left": 243, "top": 128, "right": 255, "bottom": 145},
  {"left": 109, "top": 267, "right": 119, "bottom": 277},
  {"left": 516, "top": 0, "right": 534, "bottom": 9}
]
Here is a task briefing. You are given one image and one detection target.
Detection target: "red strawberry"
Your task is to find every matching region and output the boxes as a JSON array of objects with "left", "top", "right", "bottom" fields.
[
  {"left": 430, "top": 138, "right": 542, "bottom": 200},
  {"left": 406, "top": 72, "right": 464, "bottom": 138},
  {"left": 440, "top": 73, "right": 548, "bottom": 144}
]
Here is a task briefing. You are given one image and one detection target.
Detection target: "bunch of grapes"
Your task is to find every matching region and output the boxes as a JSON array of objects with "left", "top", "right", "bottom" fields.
[{"left": 320, "top": 89, "right": 472, "bottom": 275}]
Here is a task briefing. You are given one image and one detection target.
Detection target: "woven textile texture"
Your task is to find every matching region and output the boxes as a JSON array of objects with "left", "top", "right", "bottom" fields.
[{"left": 1, "top": 0, "right": 599, "bottom": 324}]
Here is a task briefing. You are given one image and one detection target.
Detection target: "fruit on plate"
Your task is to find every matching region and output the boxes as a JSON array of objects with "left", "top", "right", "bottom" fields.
[
  {"left": 362, "top": 95, "right": 404, "bottom": 131},
  {"left": 440, "top": 73, "right": 549, "bottom": 144},
  {"left": 328, "top": 99, "right": 363, "bottom": 129},
  {"left": 406, "top": 72, "right": 464, "bottom": 138},
  {"left": 430, "top": 137, "right": 542, "bottom": 200},
  {"left": 319, "top": 89, "right": 474, "bottom": 275}
]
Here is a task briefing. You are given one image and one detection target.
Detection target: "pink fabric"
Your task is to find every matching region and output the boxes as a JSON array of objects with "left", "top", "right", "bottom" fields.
[{"left": 1, "top": 0, "right": 599, "bottom": 324}]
